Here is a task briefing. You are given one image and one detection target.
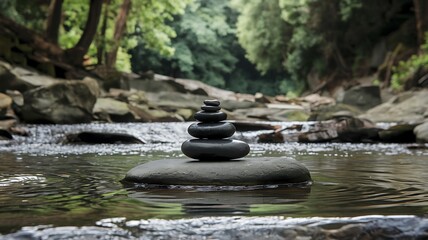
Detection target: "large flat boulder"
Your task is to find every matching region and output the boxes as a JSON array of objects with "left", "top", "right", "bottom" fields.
[
  {"left": 123, "top": 157, "right": 311, "bottom": 186},
  {"left": 360, "top": 90, "right": 428, "bottom": 123}
]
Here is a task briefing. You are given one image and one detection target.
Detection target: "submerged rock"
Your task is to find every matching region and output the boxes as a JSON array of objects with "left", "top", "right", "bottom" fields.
[
  {"left": 378, "top": 124, "right": 417, "bottom": 143},
  {"left": 123, "top": 157, "right": 312, "bottom": 186},
  {"left": 64, "top": 131, "right": 144, "bottom": 144},
  {"left": 0, "top": 128, "right": 13, "bottom": 140}
]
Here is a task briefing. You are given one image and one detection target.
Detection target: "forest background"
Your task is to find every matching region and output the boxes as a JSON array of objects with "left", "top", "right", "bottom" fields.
[{"left": 0, "top": 0, "right": 427, "bottom": 97}]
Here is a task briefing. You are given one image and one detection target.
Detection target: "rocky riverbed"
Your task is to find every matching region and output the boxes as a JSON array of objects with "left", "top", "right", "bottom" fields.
[
  {"left": 1, "top": 59, "right": 428, "bottom": 144},
  {"left": 3, "top": 215, "right": 428, "bottom": 239}
]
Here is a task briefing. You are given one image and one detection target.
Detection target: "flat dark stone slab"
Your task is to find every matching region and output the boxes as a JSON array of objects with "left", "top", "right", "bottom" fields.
[
  {"left": 181, "top": 139, "right": 249, "bottom": 160},
  {"left": 188, "top": 122, "right": 236, "bottom": 139},
  {"left": 64, "top": 131, "right": 144, "bottom": 144},
  {"left": 123, "top": 157, "right": 312, "bottom": 186}
]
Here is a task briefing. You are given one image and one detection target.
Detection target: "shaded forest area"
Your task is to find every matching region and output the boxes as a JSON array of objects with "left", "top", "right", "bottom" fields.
[{"left": 0, "top": 0, "right": 428, "bottom": 96}]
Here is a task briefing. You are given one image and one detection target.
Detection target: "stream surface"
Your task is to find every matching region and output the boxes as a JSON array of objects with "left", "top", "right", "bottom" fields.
[{"left": 0, "top": 122, "right": 427, "bottom": 238}]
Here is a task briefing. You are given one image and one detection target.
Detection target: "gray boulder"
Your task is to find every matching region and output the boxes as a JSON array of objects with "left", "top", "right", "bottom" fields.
[
  {"left": 414, "top": 121, "right": 428, "bottom": 143},
  {"left": 0, "top": 93, "right": 12, "bottom": 116},
  {"left": 360, "top": 90, "right": 428, "bottom": 123},
  {"left": 129, "top": 103, "right": 184, "bottom": 122},
  {"left": 337, "top": 85, "right": 382, "bottom": 111},
  {"left": 145, "top": 91, "right": 207, "bottom": 111},
  {"left": 308, "top": 103, "right": 362, "bottom": 121},
  {"left": 93, "top": 98, "right": 135, "bottom": 122},
  {"left": 0, "top": 60, "right": 60, "bottom": 92},
  {"left": 123, "top": 157, "right": 312, "bottom": 186},
  {"left": 20, "top": 78, "right": 99, "bottom": 124}
]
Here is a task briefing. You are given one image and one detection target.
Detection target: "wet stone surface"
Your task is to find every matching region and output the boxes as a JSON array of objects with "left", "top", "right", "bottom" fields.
[
  {"left": 3, "top": 216, "right": 428, "bottom": 240},
  {"left": 123, "top": 157, "right": 311, "bottom": 186},
  {"left": 182, "top": 99, "right": 250, "bottom": 161}
]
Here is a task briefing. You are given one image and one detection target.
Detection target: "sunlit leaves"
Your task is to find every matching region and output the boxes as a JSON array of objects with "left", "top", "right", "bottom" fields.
[{"left": 232, "top": 0, "right": 288, "bottom": 74}]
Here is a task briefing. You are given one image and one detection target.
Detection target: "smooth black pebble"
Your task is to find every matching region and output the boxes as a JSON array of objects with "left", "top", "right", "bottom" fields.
[
  {"left": 188, "top": 122, "right": 236, "bottom": 139},
  {"left": 194, "top": 111, "right": 227, "bottom": 122}
]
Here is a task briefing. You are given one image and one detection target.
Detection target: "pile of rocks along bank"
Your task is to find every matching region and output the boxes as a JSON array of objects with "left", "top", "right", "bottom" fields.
[
  {"left": 123, "top": 99, "right": 311, "bottom": 186},
  {"left": 181, "top": 99, "right": 250, "bottom": 160}
]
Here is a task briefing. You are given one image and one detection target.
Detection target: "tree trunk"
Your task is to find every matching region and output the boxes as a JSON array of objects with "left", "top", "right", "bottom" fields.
[
  {"left": 45, "top": 0, "right": 63, "bottom": 44},
  {"left": 105, "top": 0, "right": 131, "bottom": 68},
  {"left": 64, "top": 0, "right": 103, "bottom": 66},
  {"left": 97, "top": 0, "right": 110, "bottom": 65},
  {"left": 0, "top": 15, "right": 63, "bottom": 58},
  {"left": 414, "top": 0, "right": 428, "bottom": 48}
]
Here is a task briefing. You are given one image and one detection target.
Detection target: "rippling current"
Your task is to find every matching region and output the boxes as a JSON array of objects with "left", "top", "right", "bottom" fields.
[{"left": 0, "top": 122, "right": 427, "bottom": 238}]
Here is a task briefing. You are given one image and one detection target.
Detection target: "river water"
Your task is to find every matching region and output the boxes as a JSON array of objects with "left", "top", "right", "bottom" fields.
[{"left": 0, "top": 122, "right": 427, "bottom": 238}]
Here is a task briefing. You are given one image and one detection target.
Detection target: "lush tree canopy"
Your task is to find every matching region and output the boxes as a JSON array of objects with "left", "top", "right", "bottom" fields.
[
  {"left": 0, "top": 0, "right": 192, "bottom": 71},
  {"left": 0, "top": 0, "right": 426, "bottom": 95}
]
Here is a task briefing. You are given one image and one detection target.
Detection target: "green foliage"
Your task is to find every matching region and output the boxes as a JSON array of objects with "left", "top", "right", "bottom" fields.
[
  {"left": 132, "top": 0, "right": 297, "bottom": 95},
  {"left": 129, "top": 0, "right": 192, "bottom": 57},
  {"left": 0, "top": 0, "right": 24, "bottom": 23},
  {"left": 232, "top": 0, "right": 289, "bottom": 74},
  {"left": 60, "top": 1, "right": 89, "bottom": 49},
  {"left": 391, "top": 34, "right": 428, "bottom": 90},
  {"left": 339, "top": 0, "right": 362, "bottom": 21},
  {"left": 231, "top": 0, "right": 323, "bottom": 95},
  {"left": 132, "top": 0, "right": 238, "bottom": 88},
  {"left": 0, "top": 0, "right": 47, "bottom": 31},
  {"left": 1, "top": 0, "right": 191, "bottom": 71},
  {"left": 232, "top": 0, "right": 415, "bottom": 95}
]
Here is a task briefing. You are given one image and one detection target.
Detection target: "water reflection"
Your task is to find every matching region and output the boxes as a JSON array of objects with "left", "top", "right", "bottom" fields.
[
  {"left": 126, "top": 186, "right": 311, "bottom": 216},
  {"left": 0, "top": 123, "right": 427, "bottom": 234}
]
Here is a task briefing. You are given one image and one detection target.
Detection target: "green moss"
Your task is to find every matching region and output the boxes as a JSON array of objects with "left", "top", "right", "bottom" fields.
[{"left": 391, "top": 32, "right": 428, "bottom": 91}]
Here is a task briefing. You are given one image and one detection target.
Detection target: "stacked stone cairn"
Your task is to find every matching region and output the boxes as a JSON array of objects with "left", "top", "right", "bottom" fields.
[{"left": 181, "top": 100, "right": 250, "bottom": 161}]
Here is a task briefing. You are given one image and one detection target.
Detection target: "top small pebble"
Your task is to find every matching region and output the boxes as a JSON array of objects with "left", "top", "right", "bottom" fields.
[{"left": 203, "top": 99, "right": 220, "bottom": 106}]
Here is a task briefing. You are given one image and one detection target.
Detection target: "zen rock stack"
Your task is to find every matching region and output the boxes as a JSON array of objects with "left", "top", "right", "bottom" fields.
[
  {"left": 123, "top": 99, "right": 312, "bottom": 187},
  {"left": 181, "top": 100, "right": 250, "bottom": 160}
]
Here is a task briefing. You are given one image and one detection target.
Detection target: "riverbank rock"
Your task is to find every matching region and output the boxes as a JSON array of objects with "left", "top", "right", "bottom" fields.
[
  {"left": 378, "top": 123, "right": 417, "bottom": 143},
  {"left": 360, "top": 89, "right": 428, "bottom": 123},
  {"left": 123, "top": 157, "right": 311, "bottom": 186},
  {"left": 20, "top": 78, "right": 99, "bottom": 124},
  {"left": 93, "top": 98, "right": 135, "bottom": 122},
  {"left": 337, "top": 85, "right": 382, "bottom": 111},
  {"left": 0, "top": 93, "right": 12, "bottom": 116},
  {"left": 0, "top": 60, "right": 61, "bottom": 92},
  {"left": 308, "top": 103, "right": 362, "bottom": 121},
  {"left": 296, "top": 117, "right": 378, "bottom": 143},
  {"left": 414, "top": 121, "right": 428, "bottom": 143}
]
